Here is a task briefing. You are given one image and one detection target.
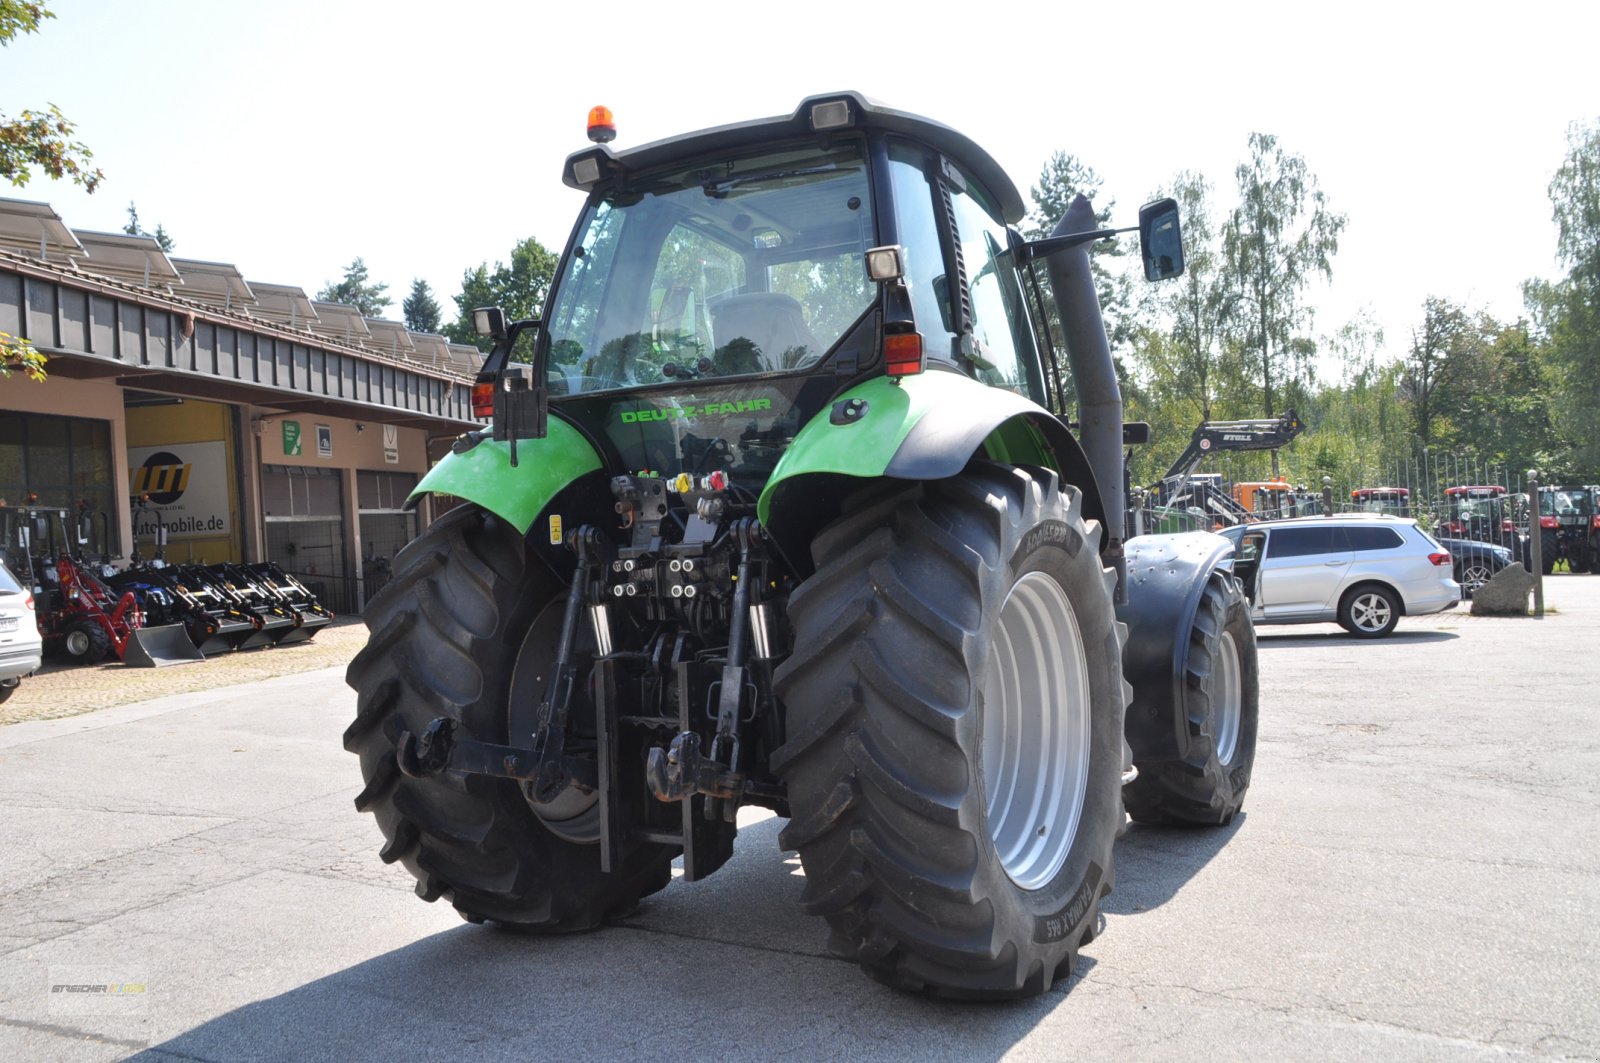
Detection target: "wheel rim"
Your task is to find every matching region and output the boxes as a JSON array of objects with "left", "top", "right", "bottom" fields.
[
  {"left": 1214, "top": 631, "right": 1243, "bottom": 765},
  {"left": 981, "top": 571, "right": 1090, "bottom": 892},
  {"left": 1462, "top": 563, "right": 1493, "bottom": 591},
  {"left": 1351, "top": 592, "right": 1392, "bottom": 632},
  {"left": 65, "top": 629, "right": 90, "bottom": 657},
  {"left": 509, "top": 598, "right": 601, "bottom": 844}
]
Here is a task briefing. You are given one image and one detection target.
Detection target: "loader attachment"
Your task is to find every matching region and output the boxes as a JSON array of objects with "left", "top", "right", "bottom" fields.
[
  {"left": 125, "top": 623, "right": 206, "bottom": 668},
  {"left": 273, "top": 606, "right": 331, "bottom": 645}
]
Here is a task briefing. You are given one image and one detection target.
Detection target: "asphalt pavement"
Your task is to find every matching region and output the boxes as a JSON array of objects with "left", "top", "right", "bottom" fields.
[{"left": 0, "top": 579, "right": 1596, "bottom": 1061}]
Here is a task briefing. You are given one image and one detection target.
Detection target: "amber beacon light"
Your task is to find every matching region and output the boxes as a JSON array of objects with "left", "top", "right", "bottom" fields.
[{"left": 587, "top": 106, "right": 616, "bottom": 144}]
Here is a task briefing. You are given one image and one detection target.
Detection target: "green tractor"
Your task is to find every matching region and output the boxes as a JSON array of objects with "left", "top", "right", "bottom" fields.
[{"left": 345, "top": 93, "right": 1259, "bottom": 999}]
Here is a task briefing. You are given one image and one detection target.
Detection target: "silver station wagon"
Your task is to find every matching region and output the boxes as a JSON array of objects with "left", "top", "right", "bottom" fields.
[{"left": 1218, "top": 516, "right": 1460, "bottom": 638}]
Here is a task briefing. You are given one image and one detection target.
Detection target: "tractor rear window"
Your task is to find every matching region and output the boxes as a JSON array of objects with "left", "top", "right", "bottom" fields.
[{"left": 543, "top": 142, "right": 875, "bottom": 394}]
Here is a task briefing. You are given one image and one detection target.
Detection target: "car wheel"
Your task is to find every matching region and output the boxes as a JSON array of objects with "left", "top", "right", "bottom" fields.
[
  {"left": 1338, "top": 584, "right": 1400, "bottom": 638},
  {"left": 1457, "top": 561, "right": 1495, "bottom": 597}
]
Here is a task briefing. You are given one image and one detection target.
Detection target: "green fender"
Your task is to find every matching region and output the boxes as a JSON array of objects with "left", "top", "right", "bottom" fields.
[
  {"left": 410, "top": 419, "right": 603, "bottom": 535},
  {"left": 758, "top": 369, "right": 1101, "bottom": 531}
]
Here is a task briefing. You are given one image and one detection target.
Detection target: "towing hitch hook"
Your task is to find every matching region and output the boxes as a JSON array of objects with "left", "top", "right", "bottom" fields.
[{"left": 397, "top": 718, "right": 455, "bottom": 779}]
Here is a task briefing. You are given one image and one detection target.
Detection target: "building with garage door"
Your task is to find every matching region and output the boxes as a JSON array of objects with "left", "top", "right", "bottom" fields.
[{"left": 0, "top": 196, "right": 484, "bottom": 613}]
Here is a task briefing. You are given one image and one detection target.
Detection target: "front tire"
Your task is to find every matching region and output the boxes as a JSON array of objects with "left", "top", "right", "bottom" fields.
[
  {"left": 773, "top": 465, "right": 1124, "bottom": 999},
  {"left": 62, "top": 619, "right": 111, "bottom": 664},
  {"left": 344, "top": 504, "right": 675, "bottom": 930},
  {"left": 1338, "top": 583, "right": 1400, "bottom": 638},
  {"left": 1124, "top": 570, "right": 1260, "bottom": 826}
]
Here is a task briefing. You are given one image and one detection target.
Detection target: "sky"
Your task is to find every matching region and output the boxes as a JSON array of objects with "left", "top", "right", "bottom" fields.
[{"left": 5, "top": 0, "right": 1598, "bottom": 378}]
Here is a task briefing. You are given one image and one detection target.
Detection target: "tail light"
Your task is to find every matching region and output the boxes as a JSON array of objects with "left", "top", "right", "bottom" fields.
[
  {"left": 884, "top": 332, "right": 924, "bottom": 377},
  {"left": 23, "top": 593, "right": 34, "bottom": 611},
  {"left": 471, "top": 380, "right": 496, "bottom": 418},
  {"left": 1427, "top": 552, "right": 1451, "bottom": 566}
]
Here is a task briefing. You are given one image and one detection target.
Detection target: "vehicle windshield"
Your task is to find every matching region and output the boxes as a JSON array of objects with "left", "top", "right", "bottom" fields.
[
  {"left": 1451, "top": 497, "right": 1503, "bottom": 521},
  {"left": 542, "top": 141, "right": 876, "bottom": 395},
  {"left": 1540, "top": 489, "right": 1594, "bottom": 516}
]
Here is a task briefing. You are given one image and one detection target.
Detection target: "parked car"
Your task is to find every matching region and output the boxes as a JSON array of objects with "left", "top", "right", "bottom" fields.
[
  {"left": 0, "top": 557, "right": 43, "bottom": 702},
  {"left": 1437, "top": 537, "right": 1513, "bottom": 597},
  {"left": 1218, "top": 516, "right": 1460, "bottom": 638}
]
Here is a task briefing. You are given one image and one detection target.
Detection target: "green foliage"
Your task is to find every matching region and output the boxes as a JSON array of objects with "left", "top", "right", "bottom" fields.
[
  {"left": 122, "top": 201, "right": 174, "bottom": 252},
  {"left": 1222, "top": 133, "right": 1345, "bottom": 420},
  {"left": 1530, "top": 118, "right": 1600, "bottom": 474},
  {"left": 1023, "top": 151, "right": 1135, "bottom": 351},
  {"left": 0, "top": 4, "right": 102, "bottom": 193},
  {"left": 1, "top": 328, "right": 46, "bottom": 381},
  {"left": 1399, "top": 296, "right": 1466, "bottom": 450},
  {"left": 445, "top": 236, "right": 558, "bottom": 361},
  {"left": 316, "top": 257, "right": 391, "bottom": 317},
  {"left": 402, "top": 279, "right": 442, "bottom": 333}
]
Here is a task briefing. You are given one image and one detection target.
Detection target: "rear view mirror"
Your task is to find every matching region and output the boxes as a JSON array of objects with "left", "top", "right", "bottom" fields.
[{"left": 1139, "top": 198, "right": 1184, "bottom": 281}]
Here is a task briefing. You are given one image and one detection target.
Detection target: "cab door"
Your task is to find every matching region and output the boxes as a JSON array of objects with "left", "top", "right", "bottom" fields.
[{"left": 1259, "top": 525, "right": 1352, "bottom": 618}]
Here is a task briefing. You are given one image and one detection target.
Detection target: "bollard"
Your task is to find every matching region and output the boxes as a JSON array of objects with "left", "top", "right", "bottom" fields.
[{"left": 1527, "top": 470, "right": 1544, "bottom": 618}]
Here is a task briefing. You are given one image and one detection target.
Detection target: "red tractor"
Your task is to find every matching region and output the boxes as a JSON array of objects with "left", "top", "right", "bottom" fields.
[
  {"left": 1537, "top": 485, "right": 1599, "bottom": 574},
  {"left": 1351, "top": 486, "right": 1411, "bottom": 517},
  {"left": 0, "top": 503, "right": 144, "bottom": 664},
  {"left": 1440, "top": 485, "right": 1522, "bottom": 550}
]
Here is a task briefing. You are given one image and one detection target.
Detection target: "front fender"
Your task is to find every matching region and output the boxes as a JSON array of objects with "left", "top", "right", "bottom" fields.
[
  {"left": 411, "top": 419, "right": 602, "bottom": 535},
  {"left": 1117, "top": 531, "right": 1237, "bottom": 765},
  {"left": 758, "top": 370, "right": 1102, "bottom": 533}
]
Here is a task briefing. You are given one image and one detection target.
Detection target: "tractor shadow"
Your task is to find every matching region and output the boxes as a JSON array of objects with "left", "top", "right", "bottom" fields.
[
  {"left": 131, "top": 818, "right": 1109, "bottom": 1061},
  {"left": 1101, "top": 814, "right": 1246, "bottom": 916}
]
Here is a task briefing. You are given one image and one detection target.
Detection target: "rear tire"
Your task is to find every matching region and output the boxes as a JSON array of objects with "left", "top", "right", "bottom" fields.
[
  {"left": 773, "top": 464, "right": 1124, "bottom": 999},
  {"left": 1541, "top": 532, "right": 1558, "bottom": 575},
  {"left": 1338, "top": 584, "right": 1400, "bottom": 638},
  {"left": 62, "top": 619, "right": 110, "bottom": 664},
  {"left": 1124, "top": 570, "right": 1259, "bottom": 826},
  {"left": 344, "top": 504, "right": 675, "bottom": 930}
]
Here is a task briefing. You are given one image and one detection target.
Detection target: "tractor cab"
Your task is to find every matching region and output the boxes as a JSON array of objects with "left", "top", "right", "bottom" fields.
[
  {"left": 1441, "top": 485, "right": 1511, "bottom": 543},
  {"left": 1352, "top": 487, "right": 1411, "bottom": 518}
]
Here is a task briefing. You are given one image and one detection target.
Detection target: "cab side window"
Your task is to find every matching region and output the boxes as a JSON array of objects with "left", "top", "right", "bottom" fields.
[{"left": 948, "top": 178, "right": 1035, "bottom": 395}]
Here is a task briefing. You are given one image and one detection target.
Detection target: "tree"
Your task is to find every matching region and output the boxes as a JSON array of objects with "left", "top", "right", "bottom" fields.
[
  {"left": 1152, "top": 170, "right": 1238, "bottom": 422},
  {"left": 316, "top": 257, "right": 391, "bottom": 317},
  {"left": 402, "top": 279, "right": 442, "bottom": 333},
  {"left": 445, "top": 236, "right": 559, "bottom": 358},
  {"left": 1399, "top": 297, "right": 1467, "bottom": 452},
  {"left": 123, "top": 201, "right": 173, "bottom": 252},
  {"left": 0, "top": 328, "right": 45, "bottom": 381},
  {"left": 1530, "top": 118, "right": 1600, "bottom": 473},
  {"left": 1023, "top": 150, "right": 1135, "bottom": 349},
  {"left": 0, "top": 3, "right": 102, "bottom": 193},
  {"left": 1222, "top": 133, "right": 1345, "bottom": 423}
]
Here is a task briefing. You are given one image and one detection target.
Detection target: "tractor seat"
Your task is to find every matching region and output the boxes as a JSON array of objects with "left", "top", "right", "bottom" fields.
[{"left": 709, "top": 292, "right": 819, "bottom": 372}]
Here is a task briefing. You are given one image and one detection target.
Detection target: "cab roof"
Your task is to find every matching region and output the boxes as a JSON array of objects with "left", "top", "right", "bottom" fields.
[{"left": 561, "top": 91, "right": 1027, "bottom": 224}]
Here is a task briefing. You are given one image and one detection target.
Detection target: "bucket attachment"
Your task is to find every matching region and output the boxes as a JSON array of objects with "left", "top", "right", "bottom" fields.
[
  {"left": 125, "top": 623, "right": 206, "bottom": 668},
  {"left": 274, "top": 608, "right": 332, "bottom": 645},
  {"left": 237, "top": 612, "right": 293, "bottom": 650},
  {"left": 194, "top": 616, "right": 256, "bottom": 655}
]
